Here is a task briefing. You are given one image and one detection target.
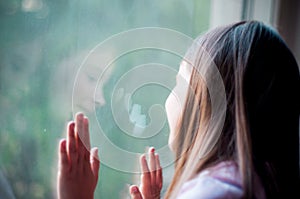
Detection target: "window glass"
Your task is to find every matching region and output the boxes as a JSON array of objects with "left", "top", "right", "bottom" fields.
[{"left": 0, "top": 1, "right": 210, "bottom": 198}]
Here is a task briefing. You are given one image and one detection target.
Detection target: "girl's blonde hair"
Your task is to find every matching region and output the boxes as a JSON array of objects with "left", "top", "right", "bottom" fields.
[{"left": 165, "top": 21, "right": 300, "bottom": 199}]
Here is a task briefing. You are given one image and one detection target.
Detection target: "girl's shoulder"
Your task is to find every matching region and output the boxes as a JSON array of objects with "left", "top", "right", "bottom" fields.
[{"left": 177, "top": 161, "right": 265, "bottom": 199}]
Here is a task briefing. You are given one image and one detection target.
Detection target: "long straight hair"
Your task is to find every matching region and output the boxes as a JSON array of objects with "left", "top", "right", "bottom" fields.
[{"left": 164, "top": 21, "right": 300, "bottom": 199}]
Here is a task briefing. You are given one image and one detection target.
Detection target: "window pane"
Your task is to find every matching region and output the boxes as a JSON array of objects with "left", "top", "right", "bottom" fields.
[{"left": 0, "top": 1, "right": 212, "bottom": 198}]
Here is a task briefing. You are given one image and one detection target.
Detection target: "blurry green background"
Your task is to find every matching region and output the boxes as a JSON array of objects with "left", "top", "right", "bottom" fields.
[{"left": 0, "top": 0, "right": 210, "bottom": 198}]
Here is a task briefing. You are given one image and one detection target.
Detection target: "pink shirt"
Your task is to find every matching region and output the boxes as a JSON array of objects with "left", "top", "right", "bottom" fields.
[{"left": 177, "top": 161, "right": 266, "bottom": 199}]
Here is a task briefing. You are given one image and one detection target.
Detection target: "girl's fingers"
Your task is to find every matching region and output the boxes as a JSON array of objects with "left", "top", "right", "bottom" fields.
[
  {"left": 129, "top": 185, "right": 143, "bottom": 199},
  {"left": 155, "top": 154, "right": 163, "bottom": 189},
  {"left": 58, "top": 139, "right": 69, "bottom": 172},
  {"left": 140, "top": 154, "right": 151, "bottom": 189},
  {"left": 90, "top": 147, "right": 100, "bottom": 181},
  {"left": 74, "top": 113, "right": 86, "bottom": 171},
  {"left": 149, "top": 147, "right": 156, "bottom": 172},
  {"left": 83, "top": 116, "right": 91, "bottom": 150},
  {"left": 138, "top": 149, "right": 163, "bottom": 199},
  {"left": 67, "top": 122, "right": 76, "bottom": 152},
  {"left": 75, "top": 113, "right": 91, "bottom": 162},
  {"left": 75, "top": 113, "right": 84, "bottom": 144},
  {"left": 74, "top": 113, "right": 83, "bottom": 151},
  {"left": 67, "top": 122, "right": 78, "bottom": 168},
  {"left": 82, "top": 116, "right": 91, "bottom": 161},
  {"left": 140, "top": 154, "right": 150, "bottom": 173},
  {"left": 149, "top": 147, "right": 156, "bottom": 184}
]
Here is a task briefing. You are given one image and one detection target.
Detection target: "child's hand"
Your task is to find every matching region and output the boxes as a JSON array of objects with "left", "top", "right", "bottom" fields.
[
  {"left": 57, "top": 112, "right": 100, "bottom": 199},
  {"left": 130, "top": 147, "right": 163, "bottom": 199}
]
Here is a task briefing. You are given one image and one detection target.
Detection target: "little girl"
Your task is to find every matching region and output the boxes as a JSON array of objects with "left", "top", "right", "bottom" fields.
[{"left": 57, "top": 21, "right": 300, "bottom": 199}]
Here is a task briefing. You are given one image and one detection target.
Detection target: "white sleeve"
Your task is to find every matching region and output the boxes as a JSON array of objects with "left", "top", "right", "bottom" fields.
[{"left": 176, "top": 176, "right": 243, "bottom": 199}]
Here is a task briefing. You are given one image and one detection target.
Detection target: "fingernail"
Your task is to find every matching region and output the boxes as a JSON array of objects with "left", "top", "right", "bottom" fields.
[
  {"left": 150, "top": 147, "right": 155, "bottom": 153},
  {"left": 68, "top": 121, "right": 75, "bottom": 128},
  {"left": 131, "top": 186, "right": 138, "bottom": 193},
  {"left": 76, "top": 112, "right": 84, "bottom": 120},
  {"left": 71, "top": 123, "right": 75, "bottom": 130},
  {"left": 61, "top": 140, "right": 66, "bottom": 147},
  {"left": 60, "top": 139, "right": 66, "bottom": 152},
  {"left": 95, "top": 148, "right": 98, "bottom": 155},
  {"left": 140, "top": 154, "right": 146, "bottom": 161}
]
